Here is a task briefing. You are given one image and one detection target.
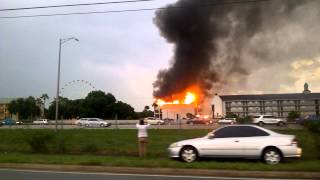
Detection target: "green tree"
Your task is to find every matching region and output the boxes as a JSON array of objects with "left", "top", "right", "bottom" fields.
[
  {"left": 7, "top": 96, "right": 41, "bottom": 121},
  {"left": 136, "top": 105, "right": 154, "bottom": 119},
  {"left": 226, "top": 112, "right": 238, "bottom": 118},
  {"left": 47, "top": 96, "right": 74, "bottom": 119},
  {"left": 40, "top": 94, "right": 49, "bottom": 108},
  {"left": 83, "top": 91, "right": 116, "bottom": 119},
  {"left": 287, "top": 111, "right": 300, "bottom": 121},
  {"left": 114, "top": 101, "right": 135, "bottom": 119}
]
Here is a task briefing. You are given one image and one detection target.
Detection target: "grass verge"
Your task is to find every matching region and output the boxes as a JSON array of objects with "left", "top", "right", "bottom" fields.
[
  {"left": 0, "top": 153, "right": 319, "bottom": 172},
  {"left": 0, "top": 128, "right": 319, "bottom": 171}
]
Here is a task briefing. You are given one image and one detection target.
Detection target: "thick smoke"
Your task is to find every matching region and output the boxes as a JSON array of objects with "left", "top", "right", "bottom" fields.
[{"left": 153, "top": 0, "right": 315, "bottom": 98}]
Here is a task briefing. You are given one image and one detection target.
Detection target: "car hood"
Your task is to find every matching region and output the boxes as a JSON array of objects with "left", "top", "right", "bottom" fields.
[{"left": 175, "top": 137, "right": 207, "bottom": 146}]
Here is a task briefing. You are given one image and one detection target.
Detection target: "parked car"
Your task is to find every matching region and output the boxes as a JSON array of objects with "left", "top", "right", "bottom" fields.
[
  {"left": 186, "top": 118, "right": 213, "bottom": 125},
  {"left": 75, "top": 118, "right": 89, "bottom": 126},
  {"left": 84, "top": 118, "right": 111, "bottom": 127},
  {"left": 163, "top": 118, "right": 175, "bottom": 124},
  {"left": 33, "top": 119, "right": 48, "bottom": 125},
  {"left": 168, "top": 125, "right": 302, "bottom": 164},
  {"left": 144, "top": 117, "right": 165, "bottom": 125},
  {"left": 218, "top": 118, "right": 237, "bottom": 125},
  {"left": 296, "top": 115, "right": 320, "bottom": 125},
  {"left": 2, "top": 118, "right": 16, "bottom": 125},
  {"left": 252, "top": 115, "right": 286, "bottom": 126}
]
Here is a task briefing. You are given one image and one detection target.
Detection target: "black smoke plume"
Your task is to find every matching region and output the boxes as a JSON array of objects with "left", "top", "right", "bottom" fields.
[{"left": 153, "top": 0, "right": 308, "bottom": 98}]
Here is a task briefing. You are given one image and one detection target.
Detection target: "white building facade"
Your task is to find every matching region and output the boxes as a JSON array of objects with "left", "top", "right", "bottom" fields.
[{"left": 212, "top": 84, "right": 320, "bottom": 118}]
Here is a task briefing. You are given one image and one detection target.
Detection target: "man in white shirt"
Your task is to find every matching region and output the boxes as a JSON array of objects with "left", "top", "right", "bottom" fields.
[{"left": 136, "top": 119, "right": 150, "bottom": 157}]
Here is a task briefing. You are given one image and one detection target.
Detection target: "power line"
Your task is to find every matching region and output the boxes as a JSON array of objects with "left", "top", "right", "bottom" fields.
[
  {"left": 0, "top": 0, "right": 272, "bottom": 19},
  {"left": 0, "top": 0, "right": 154, "bottom": 12}
]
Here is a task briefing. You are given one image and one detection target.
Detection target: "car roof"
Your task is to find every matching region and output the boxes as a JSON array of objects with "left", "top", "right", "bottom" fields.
[{"left": 215, "top": 124, "right": 279, "bottom": 135}]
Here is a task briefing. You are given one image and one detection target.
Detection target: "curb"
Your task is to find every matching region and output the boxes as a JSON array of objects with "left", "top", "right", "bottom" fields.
[{"left": 0, "top": 163, "right": 319, "bottom": 179}]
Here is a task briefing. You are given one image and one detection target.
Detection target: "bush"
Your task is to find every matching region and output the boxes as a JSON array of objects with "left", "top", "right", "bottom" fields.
[
  {"left": 82, "top": 144, "right": 99, "bottom": 153},
  {"left": 287, "top": 111, "right": 300, "bottom": 122},
  {"left": 305, "top": 121, "right": 320, "bottom": 134},
  {"left": 24, "top": 131, "right": 54, "bottom": 153},
  {"left": 237, "top": 116, "right": 252, "bottom": 124},
  {"left": 305, "top": 121, "right": 320, "bottom": 159}
]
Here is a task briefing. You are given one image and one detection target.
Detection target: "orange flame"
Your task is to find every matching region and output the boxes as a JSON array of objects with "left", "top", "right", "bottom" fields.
[{"left": 156, "top": 91, "right": 197, "bottom": 106}]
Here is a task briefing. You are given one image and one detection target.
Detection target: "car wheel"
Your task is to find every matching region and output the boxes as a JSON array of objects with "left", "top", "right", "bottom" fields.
[
  {"left": 258, "top": 121, "right": 264, "bottom": 126},
  {"left": 100, "top": 123, "right": 105, "bottom": 127},
  {"left": 263, "top": 148, "right": 281, "bottom": 165},
  {"left": 85, "top": 124, "right": 89, "bottom": 127},
  {"left": 157, "top": 122, "right": 161, "bottom": 125},
  {"left": 180, "top": 146, "right": 197, "bottom": 163},
  {"left": 278, "top": 121, "right": 285, "bottom": 126}
]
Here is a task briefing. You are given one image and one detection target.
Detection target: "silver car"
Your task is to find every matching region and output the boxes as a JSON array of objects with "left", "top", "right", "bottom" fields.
[
  {"left": 253, "top": 115, "right": 286, "bottom": 126},
  {"left": 168, "top": 125, "right": 302, "bottom": 164},
  {"left": 84, "top": 118, "right": 111, "bottom": 127},
  {"left": 75, "top": 118, "right": 88, "bottom": 126}
]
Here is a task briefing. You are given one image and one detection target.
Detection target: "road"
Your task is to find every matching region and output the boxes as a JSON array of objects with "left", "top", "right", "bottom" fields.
[
  {"left": 0, "top": 169, "right": 279, "bottom": 180},
  {"left": 0, "top": 123, "right": 303, "bottom": 130}
]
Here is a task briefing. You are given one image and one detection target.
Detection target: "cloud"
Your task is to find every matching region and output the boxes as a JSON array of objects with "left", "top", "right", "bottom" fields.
[
  {"left": 291, "top": 59, "right": 315, "bottom": 70},
  {"left": 287, "top": 57, "right": 320, "bottom": 92},
  {"left": 80, "top": 60, "right": 156, "bottom": 110}
]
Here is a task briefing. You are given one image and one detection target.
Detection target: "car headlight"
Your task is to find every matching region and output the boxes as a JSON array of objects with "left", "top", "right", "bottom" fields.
[{"left": 169, "top": 143, "right": 181, "bottom": 148}]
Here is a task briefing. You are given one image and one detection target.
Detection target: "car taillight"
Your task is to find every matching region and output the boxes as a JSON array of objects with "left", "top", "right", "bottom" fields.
[{"left": 292, "top": 138, "right": 298, "bottom": 146}]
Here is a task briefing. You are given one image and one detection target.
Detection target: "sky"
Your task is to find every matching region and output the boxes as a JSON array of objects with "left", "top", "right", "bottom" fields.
[{"left": 1, "top": 0, "right": 320, "bottom": 111}]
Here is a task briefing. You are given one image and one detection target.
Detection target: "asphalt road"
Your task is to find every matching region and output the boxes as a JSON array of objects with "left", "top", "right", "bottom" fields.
[
  {"left": 0, "top": 169, "right": 280, "bottom": 180},
  {"left": 0, "top": 123, "right": 303, "bottom": 130}
]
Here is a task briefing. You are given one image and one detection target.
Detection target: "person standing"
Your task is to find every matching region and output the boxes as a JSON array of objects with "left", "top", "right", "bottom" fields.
[{"left": 136, "top": 119, "right": 150, "bottom": 157}]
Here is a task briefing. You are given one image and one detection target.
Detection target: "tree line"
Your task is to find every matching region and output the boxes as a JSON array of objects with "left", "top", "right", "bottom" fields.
[{"left": 7, "top": 90, "right": 153, "bottom": 121}]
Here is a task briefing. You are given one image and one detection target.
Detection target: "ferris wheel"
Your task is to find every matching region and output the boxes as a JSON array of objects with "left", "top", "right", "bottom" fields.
[{"left": 59, "top": 80, "right": 96, "bottom": 100}]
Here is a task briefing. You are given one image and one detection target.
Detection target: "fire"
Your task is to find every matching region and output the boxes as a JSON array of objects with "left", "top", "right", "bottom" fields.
[
  {"left": 184, "top": 92, "right": 196, "bottom": 104},
  {"left": 156, "top": 91, "right": 197, "bottom": 106}
]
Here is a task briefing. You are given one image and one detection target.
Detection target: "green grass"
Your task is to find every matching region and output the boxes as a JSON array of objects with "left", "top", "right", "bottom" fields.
[
  {"left": 0, "top": 128, "right": 319, "bottom": 171},
  {"left": 0, "top": 153, "right": 319, "bottom": 172}
]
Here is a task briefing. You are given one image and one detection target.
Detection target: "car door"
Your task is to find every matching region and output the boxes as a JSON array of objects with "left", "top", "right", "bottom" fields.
[
  {"left": 199, "top": 126, "right": 245, "bottom": 157},
  {"left": 236, "top": 126, "right": 270, "bottom": 157},
  {"left": 92, "top": 119, "right": 99, "bottom": 127}
]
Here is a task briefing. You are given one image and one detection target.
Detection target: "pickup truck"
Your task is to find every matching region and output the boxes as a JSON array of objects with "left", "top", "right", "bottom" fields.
[{"left": 33, "top": 119, "right": 48, "bottom": 124}]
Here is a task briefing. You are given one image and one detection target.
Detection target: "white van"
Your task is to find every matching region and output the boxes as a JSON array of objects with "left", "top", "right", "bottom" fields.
[{"left": 33, "top": 119, "right": 48, "bottom": 125}]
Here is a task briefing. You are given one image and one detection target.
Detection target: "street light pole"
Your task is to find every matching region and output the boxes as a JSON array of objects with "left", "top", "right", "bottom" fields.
[
  {"left": 55, "top": 37, "right": 79, "bottom": 132},
  {"left": 55, "top": 39, "right": 62, "bottom": 132}
]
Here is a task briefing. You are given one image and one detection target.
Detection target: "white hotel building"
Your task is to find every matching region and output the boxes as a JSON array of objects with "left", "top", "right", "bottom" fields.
[{"left": 212, "top": 83, "right": 320, "bottom": 118}]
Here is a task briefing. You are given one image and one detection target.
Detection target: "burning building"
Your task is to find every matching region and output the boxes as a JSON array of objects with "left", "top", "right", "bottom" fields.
[
  {"left": 153, "top": 87, "right": 213, "bottom": 119},
  {"left": 151, "top": 0, "right": 318, "bottom": 119}
]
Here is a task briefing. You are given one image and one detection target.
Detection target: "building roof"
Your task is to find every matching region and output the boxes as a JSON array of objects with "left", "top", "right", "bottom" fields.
[
  {"left": 220, "top": 93, "right": 320, "bottom": 101},
  {"left": 0, "top": 98, "right": 15, "bottom": 104}
]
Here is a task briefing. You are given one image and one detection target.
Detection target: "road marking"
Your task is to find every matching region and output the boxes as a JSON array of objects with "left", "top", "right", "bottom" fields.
[{"left": 0, "top": 168, "right": 287, "bottom": 180}]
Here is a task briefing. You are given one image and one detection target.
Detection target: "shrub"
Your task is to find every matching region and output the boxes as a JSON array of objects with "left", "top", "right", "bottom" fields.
[
  {"left": 82, "top": 144, "right": 99, "bottom": 153},
  {"left": 24, "top": 131, "right": 54, "bottom": 153},
  {"left": 237, "top": 116, "right": 252, "bottom": 124},
  {"left": 305, "top": 121, "right": 320, "bottom": 159}
]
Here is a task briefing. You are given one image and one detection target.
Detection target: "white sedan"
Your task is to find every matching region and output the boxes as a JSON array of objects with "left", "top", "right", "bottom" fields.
[
  {"left": 168, "top": 125, "right": 302, "bottom": 164},
  {"left": 144, "top": 117, "right": 165, "bottom": 125},
  {"left": 84, "top": 118, "right": 111, "bottom": 127},
  {"left": 218, "top": 118, "right": 237, "bottom": 124}
]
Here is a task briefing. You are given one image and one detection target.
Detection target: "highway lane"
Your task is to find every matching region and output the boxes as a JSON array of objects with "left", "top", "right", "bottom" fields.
[
  {"left": 0, "top": 123, "right": 303, "bottom": 130},
  {"left": 0, "top": 169, "right": 281, "bottom": 180}
]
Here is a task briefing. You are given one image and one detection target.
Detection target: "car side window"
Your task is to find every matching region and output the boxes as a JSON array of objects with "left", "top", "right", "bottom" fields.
[
  {"left": 214, "top": 126, "right": 269, "bottom": 138},
  {"left": 238, "top": 126, "right": 269, "bottom": 137},
  {"left": 214, "top": 127, "right": 240, "bottom": 138}
]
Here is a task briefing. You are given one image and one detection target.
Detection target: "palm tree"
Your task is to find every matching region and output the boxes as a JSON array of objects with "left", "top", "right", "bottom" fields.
[
  {"left": 40, "top": 94, "right": 49, "bottom": 118},
  {"left": 40, "top": 94, "right": 49, "bottom": 107}
]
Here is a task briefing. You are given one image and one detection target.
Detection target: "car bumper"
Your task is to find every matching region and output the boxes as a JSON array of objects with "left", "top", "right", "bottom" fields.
[
  {"left": 168, "top": 147, "right": 182, "bottom": 158},
  {"left": 280, "top": 146, "right": 302, "bottom": 158}
]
